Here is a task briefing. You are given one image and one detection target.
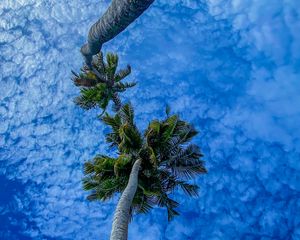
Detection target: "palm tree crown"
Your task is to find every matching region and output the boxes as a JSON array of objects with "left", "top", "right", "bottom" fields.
[
  {"left": 83, "top": 104, "right": 207, "bottom": 220},
  {"left": 72, "top": 52, "right": 136, "bottom": 114}
]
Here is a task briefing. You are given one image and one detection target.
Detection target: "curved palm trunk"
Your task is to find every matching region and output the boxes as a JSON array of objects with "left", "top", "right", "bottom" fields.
[
  {"left": 110, "top": 159, "right": 141, "bottom": 240},
  {"left": 81, "top": 0, "right": 154, "bottom": 67}
]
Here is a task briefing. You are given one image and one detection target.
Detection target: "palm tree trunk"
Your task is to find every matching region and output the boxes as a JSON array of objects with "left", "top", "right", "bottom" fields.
[
  {"left": 81, "top": 0, "right": 154, "bottom": 67},
  {"left": 110, "top": 159, "right": 141, "bottom": 240}
]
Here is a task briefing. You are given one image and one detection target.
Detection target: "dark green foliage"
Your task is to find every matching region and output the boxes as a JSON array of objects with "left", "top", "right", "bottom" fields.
[
  {"left": 74, "top": 83, "right": 110, "bottom": 110},
  {"left": 83, "top": 104, "right": 207, "bottom": 221},
  {"left": 72, "top": 52, "right": 136, "bottom": 114}
]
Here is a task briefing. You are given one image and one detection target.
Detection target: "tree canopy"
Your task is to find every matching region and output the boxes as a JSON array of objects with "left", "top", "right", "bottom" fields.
[
  {"left": 72, "top": 52, "right": 135, "bottom": 114},
  {"left": 82, "top": 103, "right": 207, "bottom": 220}
]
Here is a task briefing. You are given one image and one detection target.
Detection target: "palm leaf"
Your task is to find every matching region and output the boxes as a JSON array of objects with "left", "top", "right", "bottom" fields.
[
  {"left": 82, "top": 177, "right": 98, "bottom": 191},
  {"left": 175, "top": 123, "right": 198, "bottom": 144},
  {"left": 93, "top": 51, "right": 106, "bottom": 73},
  {"left": 101, "top": 113, "right": 122, "bottom": 131},
  {"left": 106, "top": 53, "right": 118, "bottom": 80},
  {"left": 112, "top": 93, "right": 122, "bottom": 112},
  {"left": 118, "top": 123, "right": 142, "bottom": 153},
  {"left": 113, "top": 82, "right": 137, "bottom": 92},
  {"left": 162, "top": 115, "right": 178, "bottom": 142},
  {"left": 106, "top": 132, "right": 122, "bottom": 148},
  {"left": 176, "top": 181, "right": 199, "bottom": 197},
  {"left": 167, "top": 207, "right": 180, "bottom": 221},
  {"left": 115, "top": 65, "right": 131, "bottom": 82},
  {"left": 114, "top": 154, "right": 131, "bottom": 176},
  {"left": 165, "top": 105, "right": 171, "bottom": 117},
  {"left": 119, "top": 103, "right": 135, "bottom": 125}
]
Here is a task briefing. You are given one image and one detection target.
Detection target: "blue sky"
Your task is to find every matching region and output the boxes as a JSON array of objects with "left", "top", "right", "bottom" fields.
[{"left": 0, "top": 0, "right": 300, "bottom": 239}]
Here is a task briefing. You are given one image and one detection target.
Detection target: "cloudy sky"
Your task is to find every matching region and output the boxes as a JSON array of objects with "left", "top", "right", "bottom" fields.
[{"left": 0, "top": 0, "right": 300, "bottom": 239}]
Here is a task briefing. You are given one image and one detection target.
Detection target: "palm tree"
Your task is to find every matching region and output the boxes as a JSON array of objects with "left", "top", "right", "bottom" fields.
[
  {"left": 72, "top": 52, "right": 136, "bottom": 114},
  {"left": 83, "top": 104, "right": 207, "bottom": 240},
  {"left": 81, "top": 0, "right": 155, "bottom": 67}
]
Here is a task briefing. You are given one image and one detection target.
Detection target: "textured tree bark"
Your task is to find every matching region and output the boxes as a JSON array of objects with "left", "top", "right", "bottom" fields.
[
  {"left": 81, "top": 0, "right": 154, "bottom": 67},
  {"left": 110, "top": 159, "right": 141, "bottom": 240}
]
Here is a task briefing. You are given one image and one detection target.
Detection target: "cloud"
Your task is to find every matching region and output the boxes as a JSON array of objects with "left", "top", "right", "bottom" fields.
[{"left": 0, "top": 0, "right": 299, "bottom": 239}]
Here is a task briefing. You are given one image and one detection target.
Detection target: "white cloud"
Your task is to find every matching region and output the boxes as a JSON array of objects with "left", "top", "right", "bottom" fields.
[{"left": 0, "top": 0, "right": 299, "bottom": 239}]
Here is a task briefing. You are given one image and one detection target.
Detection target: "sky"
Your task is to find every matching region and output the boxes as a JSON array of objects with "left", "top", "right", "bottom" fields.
[{"left": 0, "top": 0, "right": 300, "bottom": 239}]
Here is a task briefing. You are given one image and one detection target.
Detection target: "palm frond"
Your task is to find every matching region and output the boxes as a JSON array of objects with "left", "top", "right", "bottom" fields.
[
  {"left": 101, "top": 113, "right": 122, "bottom": 132},
  {"left": 71, "top": 70, "right": 79, "bottom": 77},
  {"left": 106, "top": 132, "right": 122, "bottom": 148},
  {"left": 114, "top": 154, "right": 131, "bottom": 176},
  {"left": 165, "top": 105, "right": 171, "bottom": 117},
  {"left": 112, "top": 93, "right": 122, "bottom": 112},
  {"left": 113, "top": 82, "right": 137, "bottom": 92},
  {"left": 106, "top": 53, "right": 118, "bottom": 80},
  {"left": 74, "top": 84, "right": 109, "bottom": 110},
  {"left": 84, "top": 162, "right": 95, "bottom": 174},
  {"left": 162, "top": 115, "right": 178, "bottom": 142},
  {"left": 118, "top": 123, "right": 142, "bottom": 153},
  {"left": 167, "top": 207, "right": 180, "bottom": 221},
  {"left": 93, "top": 155, "right": 116, "bottom": 174},
  {"left": 176, "top": 181, "right": 199, "bottom": 197},
  {"left": 73, "top": 76, "right": 98, "bottom": 87},
  {"left": 92, "top": 52, "right": 106, "bottom": 73},
  {"left": 74, "top": 94, "right": 97, "bottom": 110},
  {"left": 144, "top": 120, "right": 161, "bottom": 149},
  {"left": 132, "top": 190, "right": 154, "bottom": 214},
  {"left": 90, "top": 66, "right": 107, "bottom": 83},
  {"left": 86, "top": 192, "right": 98, "bottom": 201},
  {"left": 93, "top": 177, "right": 126, "bottom": 201},
  {"left": 82, "top": 178, "right": 98, "bottom": 191},
  {"left": 169, "top": 162, "right": 206, "bottom": 179},
  {"left": 83, "top": 155, "right": 129, "bottom": 202},
  {"left": 115, "top": 65, "right": 131, "bottom": 82},
  {"left": 154, "top": 193, "right": 179, "bottom": 221},
  {"left": 137, "top": 198, "right": 153, "bottom": 214},
  {"left": 119, "top": 103, "right": 135, "bottom": 125},
  {"left": 175, "top": 123, "right": 198, "bottom": 144}
]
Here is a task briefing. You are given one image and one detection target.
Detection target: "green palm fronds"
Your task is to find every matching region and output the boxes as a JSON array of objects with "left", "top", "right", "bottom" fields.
[
  {"left": 74, "top": 83, "right": 110, "bottom": 111},
  {"left": 83, "top": 104, "right": 207, "bottom": 221},
  {"left": 72, "top": 52, "right": 136, "bottom": 114}
]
